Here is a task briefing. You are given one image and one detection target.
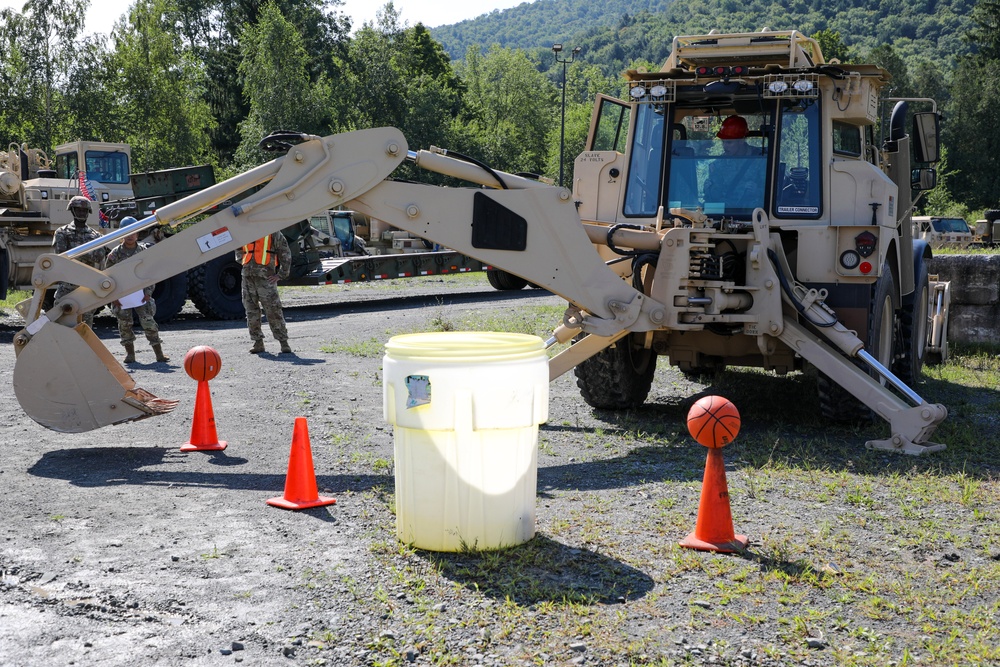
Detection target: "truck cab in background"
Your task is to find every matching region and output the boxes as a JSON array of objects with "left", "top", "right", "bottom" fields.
[{"left": 911, "top": 215, "right": 973, "bottom": 249}]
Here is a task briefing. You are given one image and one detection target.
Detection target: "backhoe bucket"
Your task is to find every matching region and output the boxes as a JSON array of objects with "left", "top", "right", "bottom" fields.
[{"left": 13, "top": 322, "right": 178, "bottom": 433}]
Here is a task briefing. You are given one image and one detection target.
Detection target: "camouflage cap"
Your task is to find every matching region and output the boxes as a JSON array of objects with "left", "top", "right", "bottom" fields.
[{"left": 67, "top": 195, "right": 92, "bottom": 211}]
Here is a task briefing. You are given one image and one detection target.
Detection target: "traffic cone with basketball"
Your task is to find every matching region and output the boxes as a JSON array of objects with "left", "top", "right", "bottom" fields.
[
  {"left": 680, "top": 395, "right": 748, "bottom": 553},
  {"left": 180, "top": 346, "right": 227, "bottom": 452},
  {"left": 267, "top": 417, "right": 337, "bottom": 510}
]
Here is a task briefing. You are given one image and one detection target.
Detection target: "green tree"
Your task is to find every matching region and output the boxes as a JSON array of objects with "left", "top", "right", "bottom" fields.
[
  {"left": 944, "top": 0, "right": 1000, "bottom": 209},
  {"left": 545, "top": 63, "right": 617, "bottom": 184},
  {"left": 966, "top": 0, "right": 1000, "bottom": 59},
  {"left": 453, "top": 45, "right": 557, "bottom": 176},
  {"left": 919, "top": 147, "right": 969, "bottom": 219},
  {"left": 0, "top": 11, "right": 42, "bottom": 146},
  {"left": 812, "top": 29, "right": 852, "bottom": 63},
  {"left": 943, "top": 57, "right": 1000, "bottom": 208},
  {"left": 865, "top": 43, "right": 914, "bottom": 98},
  {"left": 345, "top": 4, "right": 409, "bottom": 130},
  {"left": 234, "top": 0, "right": 330, "bottom": 168},
  {"left": 61, "top": 36, "right": 120, "bottom": 145},
  {"left": 111, "top": 0, "right": 215, "bottom": 170},
  {"left": 5, "top": 0, "right": 87, "bottom": 150},
  {"left": 171, "top": 0, "right": 349, "bottom": 163},
  {"left": 345, "top": 5, "right": 463, "bottom": 176}
]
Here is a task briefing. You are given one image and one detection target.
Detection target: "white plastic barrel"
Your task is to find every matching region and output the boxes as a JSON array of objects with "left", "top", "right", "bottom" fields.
[{"left": 383, "top": 332, "right": 549, "bottom": 552}]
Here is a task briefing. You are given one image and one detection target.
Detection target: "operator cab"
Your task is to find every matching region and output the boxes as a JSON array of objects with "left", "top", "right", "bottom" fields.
[
  {"left": 53, "top": 142, "right": 131, "bottom": 185},
  {"left": 620, "top": 92, "right": 822, "bottom": 222}
]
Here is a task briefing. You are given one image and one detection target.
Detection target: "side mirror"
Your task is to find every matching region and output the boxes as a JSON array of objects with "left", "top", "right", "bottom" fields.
[
  {"left": 913, "top": 112, "right": 940, "bottom": 163},
  {"left": 911, "top": 167, "right": 937, "bottom": 190}
]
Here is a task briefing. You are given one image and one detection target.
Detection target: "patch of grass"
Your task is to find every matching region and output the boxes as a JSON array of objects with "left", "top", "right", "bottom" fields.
[
  {"left": 320, "top": 304, "right": 566, "bottom": 358},
  {"left": 319, "top": 337, "right": 385, "bottom": 357},
  {"left": 0, "top": 289, "right": 30, "bottom": 317},
  {"left": 291, "top": 334, "right": 1000, "bottom": 666}
]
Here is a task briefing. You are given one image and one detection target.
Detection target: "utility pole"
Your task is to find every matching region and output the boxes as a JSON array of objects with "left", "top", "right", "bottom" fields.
[{"left": 552, "top": 43, "right": 581, "bottom": 188}]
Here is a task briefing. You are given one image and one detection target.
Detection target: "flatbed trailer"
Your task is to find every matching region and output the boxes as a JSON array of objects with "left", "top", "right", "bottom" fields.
[{"left": 283, "top": 250, "right": 491, "bottom": 286}]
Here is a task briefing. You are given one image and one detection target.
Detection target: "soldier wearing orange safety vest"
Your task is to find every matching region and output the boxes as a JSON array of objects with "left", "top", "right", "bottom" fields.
[{"left": 235, "top": 231, "right": 293, "bottom": 354}]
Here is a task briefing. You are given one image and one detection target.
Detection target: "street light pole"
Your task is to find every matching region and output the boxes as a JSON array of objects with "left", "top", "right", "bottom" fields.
[{"left": 552, "top": 44, "right": 581, "bottom": 188}]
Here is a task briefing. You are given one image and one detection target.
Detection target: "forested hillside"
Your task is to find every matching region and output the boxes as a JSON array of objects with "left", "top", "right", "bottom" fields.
[
  {"left": 1, "top": 0, "right": 999, "bottom": 213},
  {"left": 432, "top": 0, "right": 977, "bottom": 71}
]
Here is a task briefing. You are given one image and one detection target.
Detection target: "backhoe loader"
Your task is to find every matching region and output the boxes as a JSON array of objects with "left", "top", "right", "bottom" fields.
[{"left": 11, "top": 29, "right": 950, "bottom": 454}]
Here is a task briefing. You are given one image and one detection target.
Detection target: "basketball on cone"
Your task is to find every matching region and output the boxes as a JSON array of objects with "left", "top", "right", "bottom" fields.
[
  {"left": 184, "top": 346, "right": 222, "bottom": 382},
  {"left": 687, "top": 395, "right": 740, "bottom": 448}
]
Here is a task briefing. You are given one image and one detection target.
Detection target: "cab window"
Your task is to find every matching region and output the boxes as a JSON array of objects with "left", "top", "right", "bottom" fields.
[{"left": 774, "top": 100, "right": 822, "bottom": 218}]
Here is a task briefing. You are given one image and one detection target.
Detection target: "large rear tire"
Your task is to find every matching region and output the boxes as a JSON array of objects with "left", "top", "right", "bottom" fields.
[
  {"left": 151, "top": 271, "right": 189, "bottom": 323},
  {"left": 574, "top": 334, "right": 657, "bottom": 409},
  {"left": 486, "top": 269, "right": 528, "bottom": 291},
  {"left": 894, "top": 249, "right": 929, "bottom": 385},
  {"left": 188, "top": 255, "right": 245, "bottom": 320},
  {"left": 818, "top": 262, "right": 898, "bottom": 423}
]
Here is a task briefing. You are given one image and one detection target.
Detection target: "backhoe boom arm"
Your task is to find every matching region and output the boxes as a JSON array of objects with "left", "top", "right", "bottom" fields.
[{"left": 12, "top": 128, "right": 660, "bottom": 433}]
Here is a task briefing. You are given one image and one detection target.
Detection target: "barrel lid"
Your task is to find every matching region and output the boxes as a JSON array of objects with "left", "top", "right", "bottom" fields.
[{"left": 385, "top": 331, "right": 545, "bottom": 362}]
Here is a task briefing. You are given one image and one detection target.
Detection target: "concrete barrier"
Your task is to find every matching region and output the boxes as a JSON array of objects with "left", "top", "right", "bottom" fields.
[{"left": 927, "top": 254, "right": 1000, "bottom": 345}]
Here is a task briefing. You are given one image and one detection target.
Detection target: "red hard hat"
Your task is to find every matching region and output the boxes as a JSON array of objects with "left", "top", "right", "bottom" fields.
[{"left": 717, "top": 115, "right": 748, "bottom": 140}]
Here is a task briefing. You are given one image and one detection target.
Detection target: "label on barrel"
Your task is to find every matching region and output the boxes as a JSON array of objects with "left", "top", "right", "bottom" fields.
[{"left": 405, "top": 375, "right": 431, "bottom": 408}]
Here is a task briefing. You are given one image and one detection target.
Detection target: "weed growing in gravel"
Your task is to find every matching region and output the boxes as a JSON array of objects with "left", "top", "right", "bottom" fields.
[
  {"left": 319, "top": 337, "right": 385, "bottom": 357},
  {"left": 0, "top": 289, "right": 30, "bottom": 316}
]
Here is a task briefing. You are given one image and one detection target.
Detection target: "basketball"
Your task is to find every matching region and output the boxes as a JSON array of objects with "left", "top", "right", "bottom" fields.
[
  {"left": 183, "top": 346, "right": 222, "bottom": 382},
  {"left": 687, "top": 395, "right": 741, "bottom": 448}
]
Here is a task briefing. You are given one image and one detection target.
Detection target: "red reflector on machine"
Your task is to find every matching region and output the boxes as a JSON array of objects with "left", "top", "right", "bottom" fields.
[{"left": 859, "top": 261, "right": 873, "bottom": 274}]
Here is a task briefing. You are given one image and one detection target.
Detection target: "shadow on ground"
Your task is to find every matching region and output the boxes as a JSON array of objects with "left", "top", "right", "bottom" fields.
[
  {"left": 27, "top": 446, "right": 390, "bottom": 493},
  {"left": 421, "top": 534, "right": 655, "bottom": 605}
]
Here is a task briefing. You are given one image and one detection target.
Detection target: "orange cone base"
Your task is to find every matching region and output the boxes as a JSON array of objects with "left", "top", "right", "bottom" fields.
[
  {"left": 680, "top": 532, "right": 749, "bottom": 553},
  {"left": 180, "top": 441, "right": 228, "bottom": 452},
  {"left": 266, "top": 494, "right": 336, "bottom": 510}
]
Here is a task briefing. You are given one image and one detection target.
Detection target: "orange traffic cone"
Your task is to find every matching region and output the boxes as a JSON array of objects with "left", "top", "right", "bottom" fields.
[
  {"left": 180, "top": 380, "right": 227, "bottom": 452},
  {"left": 267, "top": 417, "right": 337, "bottom": 510},
  {"left": 680, "top": 448, "right": 748, "bottom": 553}
]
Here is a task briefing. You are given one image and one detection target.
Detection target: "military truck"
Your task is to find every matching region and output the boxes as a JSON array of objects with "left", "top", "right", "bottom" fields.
[
  {"left": 13, "top": 29, "right": 952, "bottom": 456},
  {"left": 0, "top": 140, "right": 132, "bottom": 299},
  {"left": 911, "top": 215, "right": 973, "bottom": 249},
  {"left": 973, "top": 209, "right": 1000, "bottom": 247}
]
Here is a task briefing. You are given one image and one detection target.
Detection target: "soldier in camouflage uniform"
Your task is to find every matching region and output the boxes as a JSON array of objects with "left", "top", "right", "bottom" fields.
[
  {"left": 52, "top": 196, "right": 108, "bottom": 329},
  {"left": 236, "top": 231, "right": 292, "bottom": 354},
  {"left": 104, "top": 217, "right": 169, "bottom": 364}
]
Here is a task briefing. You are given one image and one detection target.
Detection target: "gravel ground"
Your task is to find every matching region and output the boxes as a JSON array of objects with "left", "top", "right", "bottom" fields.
[{"left": 1, "top": 276, "right": 998, "bottom": 667}]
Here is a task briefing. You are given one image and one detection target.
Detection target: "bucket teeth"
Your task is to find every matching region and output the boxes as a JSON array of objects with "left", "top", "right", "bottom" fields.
[{"left": 122, "top": 388, "right": 180, "bottom": 416}]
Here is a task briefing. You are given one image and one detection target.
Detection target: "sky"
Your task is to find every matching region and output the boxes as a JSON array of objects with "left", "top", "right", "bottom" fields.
[{"left": 0, "top": 0, "right": 528, "bottom": 36}]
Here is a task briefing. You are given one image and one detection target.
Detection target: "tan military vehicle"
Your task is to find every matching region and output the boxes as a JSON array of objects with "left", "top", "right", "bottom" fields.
[
  {"left": 12, "top": 29, "right": 952, "bottom": 455},
  {"left": 0, "top": 140, "right": 132, "bottom": 296},
  {"left": 911, "top": 215, "right": 973, "bottom": 249}
]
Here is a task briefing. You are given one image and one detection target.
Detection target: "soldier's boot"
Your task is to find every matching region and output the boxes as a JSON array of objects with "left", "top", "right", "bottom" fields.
[
  {"left": 152, "top": 344, "right": 170, "bottom": 363},
  {"left": 250, "top": 340, "right": 265, "bottom": 354},
  {"left": 279, "top": 340, "right": 292, "bottom": 354},
  {"left": 123, "top": 342, "right": 136, "bottom": 364}
]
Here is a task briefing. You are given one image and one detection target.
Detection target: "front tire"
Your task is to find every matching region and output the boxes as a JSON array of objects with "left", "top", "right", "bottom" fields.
[
  {"left": 818, "top": 262, "right": 898, "bottom": 423},
  {"left": 188, "top": 255, "right": 245, "bottom": 320},
  {"left": 574, "top": 334, "right": 657, "bottom": 409}
]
